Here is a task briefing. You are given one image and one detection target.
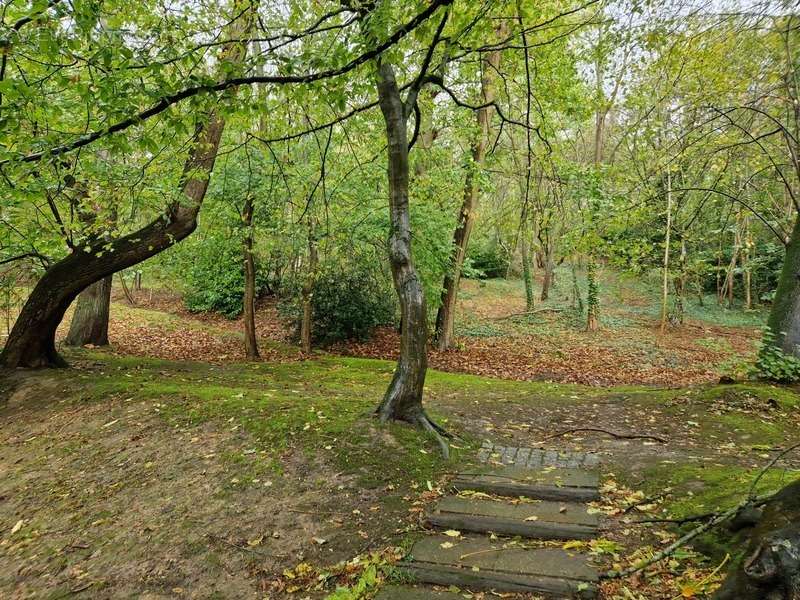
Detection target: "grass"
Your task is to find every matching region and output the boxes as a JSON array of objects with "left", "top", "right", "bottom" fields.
[{"left": 62, "top": 350, "right": 468, "bottom": 489}]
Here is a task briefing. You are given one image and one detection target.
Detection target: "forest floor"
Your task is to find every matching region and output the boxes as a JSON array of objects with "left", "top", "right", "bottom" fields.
[
  {"left": 1, "top": 270, "right": 797, "bottom": 599},
  {"left": 76, "top": 266, "right": 764, "bottom": 387}
]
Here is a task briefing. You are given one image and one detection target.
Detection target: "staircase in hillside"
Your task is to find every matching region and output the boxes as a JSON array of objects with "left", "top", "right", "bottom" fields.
[{"left": 377, "top": 442, "right": 603, "bottom": 600}]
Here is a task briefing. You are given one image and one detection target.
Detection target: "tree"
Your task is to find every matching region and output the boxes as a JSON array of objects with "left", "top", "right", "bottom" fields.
[
  {"left": 64, "top": 277, "right": 113, "bottom": 347},
  {"left": 0, "top": 0, "right": 256, "bottom": 368},
  {"left": 435, "top": 25, "right": 505, "bottom": 351}
]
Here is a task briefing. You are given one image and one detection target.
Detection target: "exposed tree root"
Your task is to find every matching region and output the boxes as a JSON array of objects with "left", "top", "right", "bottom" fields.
[
  {"left": 542, "top": 427, "right": 667, "bottom": 443},
  {"left": 416, "top": 411, "right": 451, "bottom": 459}
]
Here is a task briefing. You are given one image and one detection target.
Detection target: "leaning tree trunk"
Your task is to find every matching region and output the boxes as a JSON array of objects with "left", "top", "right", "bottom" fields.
[
  {"left": 0, "top": 118, "right": 224, "bottom": 369},
  {"left": 714, "top": 479, "right": 800, "bottom": 600},
  {"left": 64, "top": 276, "right": 112, "bottom": 347},
  {"left": 242, "top": 194, "right": 260, "bottom": 360},
  {"left": 767, "top": 213, "right": 800, "bottom": 356},
  {"left": 435, "top": 32, "right": 503, "bottom": 351},
  {"left": 373, "top": 61, "right": 449, "bottom": 456},
  {"left": 0, "top": 5, "right": 252, "bottom": 370}
]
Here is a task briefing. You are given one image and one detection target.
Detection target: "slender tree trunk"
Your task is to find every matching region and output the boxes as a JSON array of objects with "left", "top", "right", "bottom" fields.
[
  {"left": 743, "top": 216, "right": 753, "bottom": 310},
  {"left": 674, "top": 236, "right": 686, "bottom": 325},
  {"left": 521, "top": 233, "right": 535, "bottom": 311},
  {"left": 586, "top": 257, "right": 599, "bottom": 331},
  {"left": 374, "top": 62, "right": 429, "bottom": 424},
  {"left": 64, "top": 276, "right": 112, "bottom": 347},
  {"left": 727, "top": 239, "right": 739, "bottom": 309},
  {"left": 540, "top": 232, "right": 555, "bottom": 302},
  {"left": 0, "top": 5, "right": 253, "bottom": 369},
  {"left": 300, "top": 218, "right": 318, "bottom": 354},
  {"left": 571, "top": 261, "right": 584, "bottom": 313},
  {"left": 716, "top": 247, "right": 724, "bottom": 305},
  {"left": 660, "top": 171, "right": 672, "bottom": 332},
  {"left": 767, "top": 213, "right": 800, "bottom": 356},
  {"left": 242, "top": 194, "right": 259, "bottom": 360},
  {"left": 435, "top": 34, "right": 503, "bottom": 351}
]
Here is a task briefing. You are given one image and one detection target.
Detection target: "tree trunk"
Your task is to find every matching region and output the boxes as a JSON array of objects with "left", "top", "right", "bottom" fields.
[
  {"left": 435, "top": 36, "right": 503, "bottom": 351},
  {"left": 0, "top": 6, "right": 252, "bottom": 370},
  {"left": 242, "top": 194, "right": 259, "bottom": 360},
  {"left": 300, "top": 219, "right": 318, "bottom": 355},
  {"left": 674, "top": 236, "right": 686, "bottom": 325},
  {"left": 521, "top": 233, "right": 535, "bottom": 311},
  {"left": 714, "top": 480, "right": 800, "bottom": 600},
  {"left": 64, "top": 276, "right": 113, "bottom": 347},
  {"left": 0, "top": 118, "right": 225, "bottom": 369},
  {"left": 660, "top": 171, "right": 672, "bottom": 332},
  {"left": 586, "top": 257, "right": 599, "bottom": 331},
  {"left": 767, "top": 213, "right": 800, "bottom": 356},
  {"left": 571, "top": 261, "right": 584, "bottom": 313},
  {"left": 373, "top": 61, "right": 445, "bottom": 451},
  {"left": 540, "top": 233, "right": 555, "bottom": 302}
]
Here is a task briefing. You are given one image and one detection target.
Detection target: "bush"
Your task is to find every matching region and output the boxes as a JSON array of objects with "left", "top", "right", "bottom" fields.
[
  {"left": 283, "top": 264, "right": 396, "bottom": 345},
  {"left": 751, "top": 329, "right": 800, "bottom": 383},
  {"left": 182, "top": 234, "right": 245, "bottom": 319},
  {"left": 466, "top": 239, "right": 509, "bottom": 279}
]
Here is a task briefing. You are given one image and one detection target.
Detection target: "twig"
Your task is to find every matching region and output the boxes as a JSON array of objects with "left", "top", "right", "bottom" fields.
[
  {"left": 541, "top": 427, "right": 667, "bottom": 444},
  {"left": 748, "top": 440, "right": 800, "bottom": 499},
  {"left": 459, "top": 547, "right": 506, "bottom": 560},
  {"left": 631, "top": 511, "right": 718, "bottom": 525},
  {"left": 622, "top": 493, "right": 665, "bottom": 514},
  {"left": 602, "top": 499, "right": 748, "bottom": 580}
]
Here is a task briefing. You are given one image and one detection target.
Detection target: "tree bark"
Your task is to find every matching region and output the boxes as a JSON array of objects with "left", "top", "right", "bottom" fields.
[
  {"left": 660, "top": 171, "right": 672, "bottom": 332},
  {"left": 521, "top": 232, "right": 535, "bottom": 311},
  {"left": 586, "top": 257, "right": 599, "bottom": 331},
  {"left": 767, "top": 213, "right": 800, "bottom": 356},
  {"left": 64, "top": 276, "right": 112, "bottom": 347},
  {"left": 242, "top": 194, "right": 259, "bottom": 360},
  {"left": 300, "top": 218, "right": 318, "bottom": 355},
  {"left": 539, "top": 229, "right": 555, "bottom": 302},
  {"left": 435, "top": 36, "right": 503, "bottom": 351},
  {"left": 373, "top": 61, "right": 445, "bottom": 450},
  {"left": 714, "top": 480, "right": 800, "bottom": 600}
]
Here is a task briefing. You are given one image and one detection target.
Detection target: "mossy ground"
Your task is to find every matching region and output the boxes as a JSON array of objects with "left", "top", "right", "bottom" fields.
[
  {"left": 1, "top": 272, "right": 798, "bottom": 598},
  {"left": 2, "top": 346, "right": 798, "bottom": 598}
]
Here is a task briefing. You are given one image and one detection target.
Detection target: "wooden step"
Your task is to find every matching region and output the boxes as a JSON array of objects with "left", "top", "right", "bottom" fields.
[
  {"left": 374, "top": 584, "right": 464, "bottom": 599},
  {"left": 428, "top": 496, "right": 599, "bottom": 540},
  {"left": 402, "top": 536, "right": 598, "bottom": 598},
  {"left": 453, "top": 466, "right": 600, "bottom": 503}
]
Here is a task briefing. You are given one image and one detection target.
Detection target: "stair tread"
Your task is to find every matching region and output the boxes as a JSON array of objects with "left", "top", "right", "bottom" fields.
[
  {"left": 453, "top": 466, "right": 600, "bottom": 502},
  {"left": 402, "top": 535, "right": 598, "bottom": 598}
]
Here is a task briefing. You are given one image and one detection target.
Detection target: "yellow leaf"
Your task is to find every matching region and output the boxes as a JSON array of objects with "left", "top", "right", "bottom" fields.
[
  {"left": 563, "top": 540, "right": 586, "bottom": 550},
  {"left": 443, "top": 530, "right": 461, "bottom": 537}
]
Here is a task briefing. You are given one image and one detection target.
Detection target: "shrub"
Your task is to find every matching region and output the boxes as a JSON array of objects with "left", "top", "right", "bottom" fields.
[
  {"left": 283, "top": 264, "right": 396, "bottom": 345},
  {"left": 182, "top": 234, "right": 245, "bottom": 319},
  {"left": 751, "top": 329, "right": 800, "bottom": 383},
  {"left": 466, "top": 239, "right": 509, "bottom": 279}
]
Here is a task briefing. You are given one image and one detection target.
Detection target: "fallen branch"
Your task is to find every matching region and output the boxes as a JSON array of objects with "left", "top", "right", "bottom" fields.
[
  {"left": 606, "top": 443, "right": 800, "bottom": 580},
  {"left": 602, "top": 498, "right": 751, "bottom": 580},
  {"left": 541, "top": 427, "right": 667, "bottom": 444},
  {"left": 748, "top": 440, "right": 800, "bottom": 499}
]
